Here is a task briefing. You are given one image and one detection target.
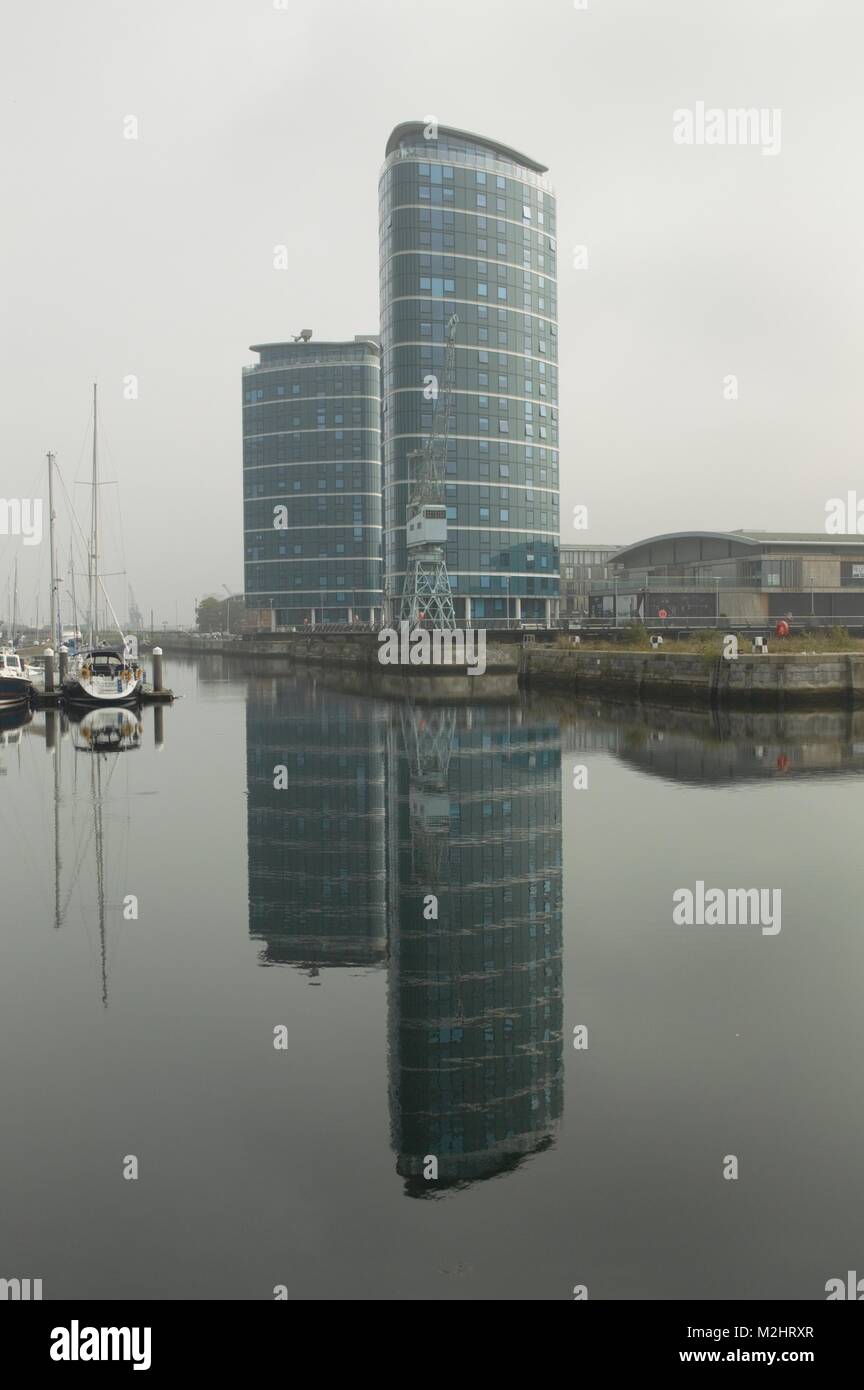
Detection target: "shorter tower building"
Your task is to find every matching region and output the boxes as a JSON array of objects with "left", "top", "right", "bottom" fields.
[{"left": 242, "top": 336, "right": 383, "bottom": 627}]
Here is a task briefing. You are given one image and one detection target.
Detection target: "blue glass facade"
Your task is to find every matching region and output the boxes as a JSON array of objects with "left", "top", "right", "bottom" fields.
[
  {"left": 380, "top": 124, "right": 560, "bottom": 624},
  {"left": 243, "top": 338, "right": 383, "bottom": 626}
]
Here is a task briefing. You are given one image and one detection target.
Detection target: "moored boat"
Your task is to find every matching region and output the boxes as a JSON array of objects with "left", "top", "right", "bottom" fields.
[
  {"left": 0, "top": 647, "right": 34, "bottom": 705},
  {"left": 64, "top": 645, "right": 143, "bottom": 706},
  {"left": 59, "top": 385, "right": 143, "bottom": 708}
]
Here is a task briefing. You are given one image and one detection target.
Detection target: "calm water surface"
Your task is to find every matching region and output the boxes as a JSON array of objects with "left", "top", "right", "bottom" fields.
[{"left": 1, "top": 655, "right": 862, "bottom": 1300}]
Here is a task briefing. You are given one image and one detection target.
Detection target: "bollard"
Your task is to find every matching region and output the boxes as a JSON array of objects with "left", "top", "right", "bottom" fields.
[
  {"left": 44, "top": 648, "right": 55, "bottom": 694},
  {"left": 58, "top": 645, "right": 68, "bottom": 683},
  {"left": 152, "top": 646, "right": 163, "bottom": 692}
]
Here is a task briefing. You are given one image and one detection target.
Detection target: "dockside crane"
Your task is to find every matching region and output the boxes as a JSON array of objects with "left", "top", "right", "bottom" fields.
[{"left": 398, "top": 313, "right": 459, "bottom": 629}]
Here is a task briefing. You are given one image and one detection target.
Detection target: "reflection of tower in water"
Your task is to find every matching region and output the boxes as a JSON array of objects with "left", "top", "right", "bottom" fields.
[
  {"left": 387, "top": 702, "right": 563, "bottom": 1194},
  {"left": 245, "top": 678, "right": 388, "bottom": 972}
]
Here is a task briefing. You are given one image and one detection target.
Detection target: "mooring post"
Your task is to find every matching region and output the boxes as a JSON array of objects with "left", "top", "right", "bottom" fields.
[
  {"left": 154, "top": 705, "right": 164, "bottom": 749},
  {"left": 44, "top": 648, "right": 55, "bottom": 694},
  {"left": 58, "top": 645, "right": 68, "bottom": 683},
  {"left": 152, "top": 646, "right": 163, "bottom": 692}
]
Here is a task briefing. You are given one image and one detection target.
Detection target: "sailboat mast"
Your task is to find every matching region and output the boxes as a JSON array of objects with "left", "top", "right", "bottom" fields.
[
  {"left": 47, "top": 450, "right": 59, "bottom": 649},
  {"left": 90, "top": 383, "right": 99, "bottom": 645},
  {"left": 11, "top": 558, "right": 18, "bottom": 647},
  {"left": 69, "top": 538, "right": 78, "bottom": 647}
]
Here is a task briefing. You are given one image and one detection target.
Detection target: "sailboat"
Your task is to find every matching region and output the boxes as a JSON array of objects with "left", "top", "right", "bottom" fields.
[{"left": 62, "top": 386, "right": 144, "bottom": 706}]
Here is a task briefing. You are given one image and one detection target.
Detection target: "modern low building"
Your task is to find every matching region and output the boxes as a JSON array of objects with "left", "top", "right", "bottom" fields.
[
  {"left": 560, "top": 543, "right": 622, "bottom": 617},
  {"left": 242, "top": 336, "right": 383, "bottom": 627},
  {"left": 589, "top": 530, "right": 864, "bottom": 624},
  {"left": 379, "top": 122, "right": 560, "bottom": 626}
]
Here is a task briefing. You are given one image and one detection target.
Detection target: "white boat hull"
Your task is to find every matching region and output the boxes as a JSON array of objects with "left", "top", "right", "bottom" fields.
[
  {"left": 63, "top": 647, "right": 144, "bottom": 706},
  {"left": 63, "top": 673, "right": 142, "bottom": 705}
]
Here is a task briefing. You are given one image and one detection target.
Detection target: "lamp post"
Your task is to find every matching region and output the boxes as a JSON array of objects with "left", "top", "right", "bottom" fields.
[{"left": 222, "top": 584, "right": 232, "bottom": 636}]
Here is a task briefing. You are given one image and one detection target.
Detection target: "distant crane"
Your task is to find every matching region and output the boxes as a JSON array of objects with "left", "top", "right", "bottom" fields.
[{"left": 399, "top": 313, "right": 459, "bottom": 629}]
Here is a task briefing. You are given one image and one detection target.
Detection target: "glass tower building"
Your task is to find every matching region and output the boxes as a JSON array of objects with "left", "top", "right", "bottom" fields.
[
  {"left": 242, "top": 337, "right": 383, "bottom": 627},
  {"left": 379, "top": 123, "right": 560, "bottom": 625}
]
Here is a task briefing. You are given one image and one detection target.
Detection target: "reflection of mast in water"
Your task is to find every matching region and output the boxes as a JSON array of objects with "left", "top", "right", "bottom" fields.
[
  {"left": 92, "top": 754, "right": 108, "bottom": 1008},
  {"left": 387, "top": 702, "right": 564, "bottom": 1196},
  {"left": 57, "top": 706, "right": 144, "bottom": 1007},
  {"left": 46, "top": 710, "right": 64, "bottom": 931}
]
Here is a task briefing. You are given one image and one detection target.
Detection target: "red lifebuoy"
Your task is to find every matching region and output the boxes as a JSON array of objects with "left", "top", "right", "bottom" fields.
[{"left": 776, "top": 620, "right": 790, "bottom": 638}]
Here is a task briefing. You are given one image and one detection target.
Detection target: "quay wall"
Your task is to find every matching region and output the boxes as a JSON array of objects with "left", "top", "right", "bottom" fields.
[
  {"left": 160, "top": 636, "right": 864, "bottom": 707},
  {"left": 520, "top": 647, "right": 864, "bottom": 707}
]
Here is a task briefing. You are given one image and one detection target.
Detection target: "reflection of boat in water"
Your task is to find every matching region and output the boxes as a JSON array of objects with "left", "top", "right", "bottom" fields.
[
  {"left": 0, "top": 647, "right": 34, "bottom": 705},
  {"left": 0, "top": 703, "right": 33, "bottom": 760},
  {"left": 71, "top": 706, "right": 143, "bottom": 754}
]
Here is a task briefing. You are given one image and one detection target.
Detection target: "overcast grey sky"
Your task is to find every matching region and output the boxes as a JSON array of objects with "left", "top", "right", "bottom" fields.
[{"left": 3, "top": 0, "right": 862, "bottom": 624}]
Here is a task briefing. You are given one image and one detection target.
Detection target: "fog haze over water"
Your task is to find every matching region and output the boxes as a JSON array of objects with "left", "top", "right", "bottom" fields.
[
  {"left": 3, "top": 0, "right": 864, "bottom": 619},
  {"left": 0, "top": 662, "right": 862, "bottom": 1299}
]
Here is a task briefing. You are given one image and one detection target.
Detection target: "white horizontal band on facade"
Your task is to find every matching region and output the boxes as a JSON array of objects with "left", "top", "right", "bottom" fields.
[
  {"left": 385, "top": 385, "right": 558, "bottom": 410},
  {"left": 384, "top": 573, "right": 558, "bottom": 583},
  {"left": 384, "top": 294, "right": 558, "bottom": 331},
  {"left": 246, "top": 558, "right": 380, "bottom": 565},
  {"left": 247, "top": 581, "right": 380, "bottom": 588},
  {"left": 381, "top": 202, "right": 556, "bottom": 239},
  {"left": 245, "top": 492, "right": 381, "bottom": 505},
  {"left": 382, "top": 477, "right": 557, "bottom": 496},
  {"left": 243, "top": 360, "right": 379, "bottom": 374},
  {"left": 381, "top": 249, "right": 558, "bottom": 285},
  {"left": 243, "top": 394, "right": 381, "bottom": 408},
  {"left": 245, "top": 427, "right": 380, "bottom": 441},
  {"left": 379, "top": 146, "right": 554, "bottom": 192},
  {"left": 383, "top": 524, "right": 559, "bottom": 539},
  {"left": 384, "top": 431, "right": 558, "bottom": 451},
  {"left": 379, "top": 339, "right": 559, "bottom": 371},
  {"left": 246, "top": 525, "right": 380, "bottom": 537},
  {"left": 241, "top": 464, "right": 380, "bottom": 475}
]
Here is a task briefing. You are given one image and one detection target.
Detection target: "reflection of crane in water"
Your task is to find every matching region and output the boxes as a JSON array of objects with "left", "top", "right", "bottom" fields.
[
  {"left": 398, "top": 702, "right": 457, "bottom": 884},
  {"left": 396, "top": 700, "right": 473, "bottom": 1029}
]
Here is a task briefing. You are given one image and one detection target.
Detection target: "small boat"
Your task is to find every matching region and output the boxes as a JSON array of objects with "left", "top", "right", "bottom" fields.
[
  {"left": 0, "top": 646, "right": 34, "bottom": 705},
  {"left": 64, "top": 645, "right": 143, "bottom": 706}
]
